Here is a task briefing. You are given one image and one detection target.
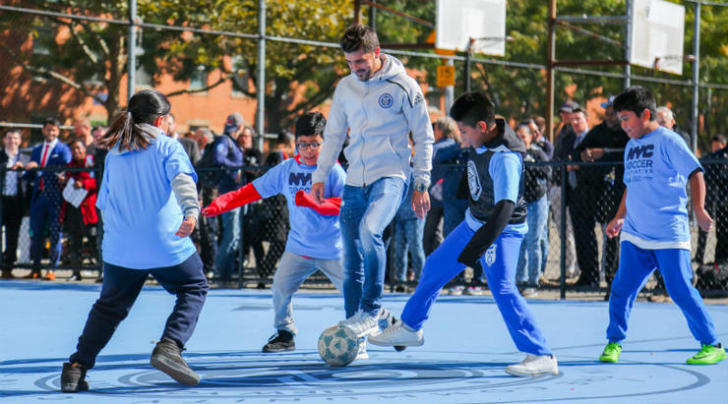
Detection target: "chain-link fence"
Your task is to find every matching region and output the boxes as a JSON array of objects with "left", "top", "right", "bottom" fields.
[{"left": 2, "top": 152, "right": 727, "bottom": 295}]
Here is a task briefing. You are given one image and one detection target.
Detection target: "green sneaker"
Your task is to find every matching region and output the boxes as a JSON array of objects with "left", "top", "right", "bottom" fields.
[
  {"left": 686, "top": 344, "right": 726, "bottom": 365},
  {"left": 599, "top": 342, "right": 622, "bottom": 363}
]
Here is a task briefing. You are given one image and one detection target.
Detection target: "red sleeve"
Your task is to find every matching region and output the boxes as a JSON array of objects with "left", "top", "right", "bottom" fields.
[
  {"left": 79, "top": 172, "right": 97, "bottom": 192},
  {"left": 202, "top": 183, "right": 262, "bottom": 216},
  {"left": 295, "top": 190, "right": 341, "bottom": 216}
]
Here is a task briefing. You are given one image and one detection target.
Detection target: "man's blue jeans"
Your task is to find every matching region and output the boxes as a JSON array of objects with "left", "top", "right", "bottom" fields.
[
  {"left": 214, "top": 207, "right": 241, "bottom": 280},
  {"left": 340, "top": 177, "right": 406, "bottom": 318}
]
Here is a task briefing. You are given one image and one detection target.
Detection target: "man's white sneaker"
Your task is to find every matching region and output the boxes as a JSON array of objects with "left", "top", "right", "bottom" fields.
[
  {"left": 368, "top": 321, "right": 424, "bottom": 347},
  {"left": 340, "top": 311, "right": 379, "bottom": 338},
  {"left": 356, "top": 338, "right": 369, "bottom": 360},
  {"left": 505, "top": 354, "right": 558, "bottom": 377}
]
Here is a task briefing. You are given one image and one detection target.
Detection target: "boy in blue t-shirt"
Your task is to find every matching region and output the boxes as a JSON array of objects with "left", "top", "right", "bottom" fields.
[
  {"left": 369, "top": 92, "right": 558, "bottom": 377},
  {"left": 202, "top": 112, "right": 347, "bottom": 353},
  {"left": 600, "top": 86, "right": 725, "bottom": 365}
]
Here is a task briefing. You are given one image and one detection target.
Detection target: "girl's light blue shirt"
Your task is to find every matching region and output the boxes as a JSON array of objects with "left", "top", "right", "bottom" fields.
[{"left": 97, "top": 128, "right": 198, "bottom": 269}]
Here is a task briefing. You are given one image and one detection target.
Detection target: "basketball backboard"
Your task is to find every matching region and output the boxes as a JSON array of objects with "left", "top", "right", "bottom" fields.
[
  {"left": 630, "top": 0, "right": 685, "bottom": 75},
  {"left": 436, "top": 0, "right": 507, "bottom": 56}
]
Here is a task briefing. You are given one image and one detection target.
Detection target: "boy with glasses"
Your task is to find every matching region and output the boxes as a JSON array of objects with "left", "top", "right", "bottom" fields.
[{"left": 202, "top": 112, "right": 348, "bottom": 353}]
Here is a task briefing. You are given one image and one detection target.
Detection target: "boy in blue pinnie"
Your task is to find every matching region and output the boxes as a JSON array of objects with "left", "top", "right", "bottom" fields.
[
  {"left": 369, "top": 92, "right": 558, "bottom": 377},
  {"left": 599, "top": 86, "right": 725, "bottom": 365}
]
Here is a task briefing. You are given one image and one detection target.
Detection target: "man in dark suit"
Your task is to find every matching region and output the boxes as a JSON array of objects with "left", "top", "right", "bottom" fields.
[
  {"left": 562, "top": 106, "right": 601, "bottom": 287},
  {"left": 1, "top": 129, "right": 29, "bottom": 278},
  {"left": 576, "top": 98, "right": 629, "bottom": 292},
  {"left": 23, "top": 117, "right": 72, "bottom": 280}
]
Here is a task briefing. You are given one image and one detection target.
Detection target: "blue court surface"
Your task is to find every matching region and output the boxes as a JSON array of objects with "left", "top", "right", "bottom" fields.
[{"left": 1, "top": 281, "right": 726, "bottom": 403}]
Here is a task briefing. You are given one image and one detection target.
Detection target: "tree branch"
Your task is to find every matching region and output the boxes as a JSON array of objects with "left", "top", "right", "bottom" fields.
[
  {"left": 165, "top": 72, "right": 233, "bottom": 98},
  {"left": 0, "top": 42, "right": 105, "bottom": 105},
  {"left": 289, "top": 78, "right": 338, "bottom": 115},
  {"left": 51, "top": 17, "right": 99, "bottom": 64}
]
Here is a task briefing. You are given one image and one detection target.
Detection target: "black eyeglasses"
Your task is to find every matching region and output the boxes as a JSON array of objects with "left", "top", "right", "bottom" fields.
[{"left": 296, "top": 142, "right": 321, "bottom": 150}]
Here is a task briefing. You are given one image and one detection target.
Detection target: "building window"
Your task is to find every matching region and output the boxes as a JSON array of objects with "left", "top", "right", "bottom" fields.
[
  {"left": 189, "top": 65, "right": 208, "bottom": 91},
  {"left": 426, "top": 89, "right": 443, "bottom": 114},
  {"left": 231, "top": 55, "right": 248, "bottom": 97},
  {"left": 135, "top": 65, "right": 153, "bottom": 88},
  {"left": 32, "top": 26, "right": 52, "bottom": 56}
]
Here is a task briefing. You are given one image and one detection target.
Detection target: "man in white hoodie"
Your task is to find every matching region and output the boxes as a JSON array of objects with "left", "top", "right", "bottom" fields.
[{"left": 310, "top": 24, "right": 434, "bottom": 346}]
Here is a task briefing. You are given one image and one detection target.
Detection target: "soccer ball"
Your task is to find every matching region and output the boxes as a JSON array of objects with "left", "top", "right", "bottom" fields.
[{"left": 318, "top": 324, "right": 359, "bottom": 367}]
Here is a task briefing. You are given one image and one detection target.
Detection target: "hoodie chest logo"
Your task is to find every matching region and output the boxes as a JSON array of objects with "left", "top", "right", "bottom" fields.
[{"left": 378, "top": 93, "right": 394, "bottom": 109}]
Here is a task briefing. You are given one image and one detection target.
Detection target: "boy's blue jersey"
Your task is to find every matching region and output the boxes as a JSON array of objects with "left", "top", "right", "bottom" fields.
[
  {"left": 252, "top": 157, "right": 346, "bottom": 259},
  {"left": 621, "top": 126, "right": 701, "bottom": 249},
  {"left": 464, "top": 146, "right": 527, "bottom": 235}
]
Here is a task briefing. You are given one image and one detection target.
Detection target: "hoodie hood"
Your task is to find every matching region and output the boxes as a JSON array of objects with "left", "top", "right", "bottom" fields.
[
  {"left": 353, "top": 54, "right": 406, "bottom": 83},
  {"left": 484, "top": 118, "right": 527, "bottom": 155},
  {"left": 109, "top": 123, "right": 161, "bottom": 155}
]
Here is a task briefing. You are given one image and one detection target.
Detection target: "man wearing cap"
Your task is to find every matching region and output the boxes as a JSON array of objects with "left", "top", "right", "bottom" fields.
[
  {"left": 575, "top": 97, "right": 629, "bottom": 294},
  {"left": 549, "top": 100, "right": 580, "bottom": 279},
  {"left": 212, "top": 113, "right": 245, "bottom": 282}
]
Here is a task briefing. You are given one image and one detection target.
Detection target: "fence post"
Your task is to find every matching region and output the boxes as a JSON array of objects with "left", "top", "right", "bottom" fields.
[
  {"left": 256, "top": 0, "right": 266, "bottom": 149},
  {"left": 238, "top": 201, "right": 246, "bottom": 289},
  {"left": 624, "top": 0, "right": 632, "bottom": 88},
  {"left": 0, "top": 165, "right": 5, "bottom": 270},
  {"left": 546, "top": 0, "right": 556, "bottom": 142},
  {"left": 127, "top": 0, "right": 137, "bottom": 101},
  {"left": 691, "top": 1, "right": 701, "bottom": 153},
  {"left": 560, "top": 161, "right": 566, "bottom": 300}
]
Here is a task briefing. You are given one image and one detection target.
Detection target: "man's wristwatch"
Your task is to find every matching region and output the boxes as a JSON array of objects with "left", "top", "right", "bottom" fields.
[{"left": 414, "top": 182, "right": 427, "bottom": 193}]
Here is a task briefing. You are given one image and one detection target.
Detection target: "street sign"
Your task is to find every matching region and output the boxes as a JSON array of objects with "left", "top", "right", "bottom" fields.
[{"left": 436, "top": 65, "right": 455, "bottom": 88}]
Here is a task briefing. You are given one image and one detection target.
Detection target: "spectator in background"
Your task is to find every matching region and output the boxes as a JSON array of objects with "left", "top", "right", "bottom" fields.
[
  {"left": 74, "top": 119, "right": 96, "bottom": 157},
  {"left": 529, "top": 116, "right": 553, "bottom": 159},
  {"left": 527, "top": 116, "right": 552, "bottom": 277},
  {"left": 427, "top": 118, "right": 470, "bottom": 294},
  {"left": 577, "top": 97, "right": 629, "bottom": 295},
  {"left": 554, "top": 101, "right": 577, "bottom": 150},
  {"left": 656, "top": 106, "right": 691, "bottom": 147},
  {"left": 424, "top": 117, "right": 462, "bottom": 255},
  {"left": 212, "top": 113, "right": 245, "bottom": 283},
  {"left": 564, "top": 106, "right": 600, "bottom": 287},
  {"left": 166, "top": 114, "right": 201, "bottom": 165},
  {"left": 254, "top": 131, "right": 294, "bottom": 285},
  {"left": 62, "top": 140, "right": 98, "bottom": 281},
  {"left": 238, "top": 126, "right": 263, "bottom": 182},
  {"left": 515, "top": 123, "right": 551, "bottom": 297},
  {"left": 23, "top": 117, "right": 72, "bottom": 280},
  {"left": 194, "top": 127, "right": 215, "bottom": 153},
  {"left": 696, "top": 134, "right": 728, "bottom": 265},
  {"left": 550, "top": 101, "right": 580, "bottom": 279},
  {"left": 1, "top": 129, "right": 28, "bottom": 278},
  {"left": 90, "top": 125, "right": 107, "bottom": 283},
  {"left": 91, "top": 126, "right": 107, "bottom": 170},
  {"left": 236, "top": 126, "right": 265, "bottom": 273},
  {"left": 192, "top": 128, "right": 219, "bottom": 278},
  {"left": 710, "top": 135, "right": 727, "bottom": 154}
]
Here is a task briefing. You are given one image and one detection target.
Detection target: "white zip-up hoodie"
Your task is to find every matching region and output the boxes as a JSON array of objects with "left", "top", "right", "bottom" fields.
[{"left": 313, "top": 54, "right": 434, "bottom": 188}]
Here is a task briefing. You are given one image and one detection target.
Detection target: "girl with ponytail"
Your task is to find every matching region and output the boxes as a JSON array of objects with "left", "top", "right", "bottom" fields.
[{"left": 61, "top": 89, "right": 208, "bottom": 392}]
